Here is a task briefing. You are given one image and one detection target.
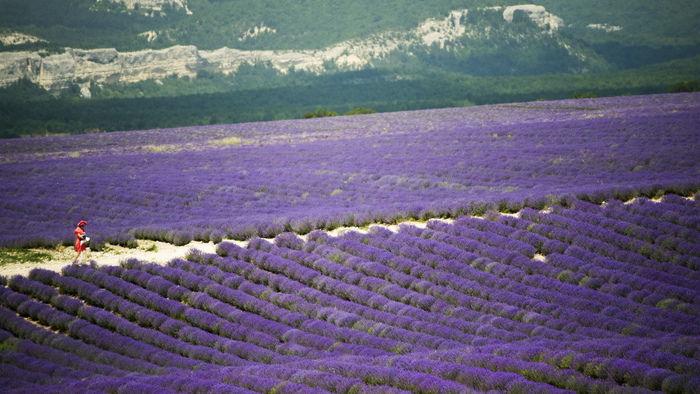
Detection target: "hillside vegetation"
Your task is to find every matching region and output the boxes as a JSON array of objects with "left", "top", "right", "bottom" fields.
[
  {"left": 1, "top": 1, "right": 699, "bottom": 137},
  {"left": 1, "top": 55, "right": 698, "bottom": 139},
  {"left": 2, "top": 0, "right": 699, "bottom": 51}
]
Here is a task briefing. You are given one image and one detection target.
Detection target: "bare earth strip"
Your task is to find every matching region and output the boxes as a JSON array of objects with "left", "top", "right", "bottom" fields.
[{"left": 0, "top": 220, "right": 443, "bottom": 278}]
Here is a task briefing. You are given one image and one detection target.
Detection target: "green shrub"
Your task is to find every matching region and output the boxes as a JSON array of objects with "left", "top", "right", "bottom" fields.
[
  {"left": 572, "top": 92, "right": 599, "bottom": 99},
  {"left": 344, "top": 107, "right": 377, "bottom": 115},
  {"left": 303, "top": 107, "right": 338, "bottom": 118},
  {"left": 667, "top": 80, "right": 699, "bottom": 93}
]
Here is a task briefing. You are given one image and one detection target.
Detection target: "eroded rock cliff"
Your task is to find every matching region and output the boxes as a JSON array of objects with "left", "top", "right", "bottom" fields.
[{"left": 0, "top": 5, "right": 574, "bottom": 91}]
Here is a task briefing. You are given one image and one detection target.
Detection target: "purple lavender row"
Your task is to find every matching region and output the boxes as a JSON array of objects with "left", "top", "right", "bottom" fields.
[
  {"left": 385, "top": 224, "right": 676, "bottom": 339},
  {"left": 355, "top": 225, "right": 698, "bottom": 338},
  {"left": 258, "top": 235, "right": 544, "bottom": 343},
  {"left": 0, "top": 350, "right": 92, "bottom": 386},
  {"left": 8, "top": 273, "right": 255, "bottom": 368},
  {"left": 129, "top": 258, "right": 409, "bottom": 357},
  {"left": 522, "top": 205, "right": 700, "bottom": 270},
  {"left": 545, "top": 252, "right": 699, "bottom": 320},
  {"left": 370, "top": 225, "right": 699, "bottom": 337},
  {"left": 127, "top": 259, "right": 343, "bottom": 358},
  {"left": 454, "top": 214, "right": 571, "bottom": 256},
  {"left": 512, "top": 209, "right": 700, "bottom": 295},
  {"left": 624, "top": 197, "right": 700, "bottom": 230},
  {"left": 185, "top": 249, "right": 493, "bottom": 351},
  {"left": 176, "top": 251, "right": 477, "bottom": 352},
  {"left": 380, "top": 226, "right": 700, "bottom": 362},
  {"left": 562, "top": 247, "right": 700, "bottom": 317},
  {"left": 575, "top": 198, "right": 700, "bottom": 245},
  {"left": 117, "top": 258, "right": 420, "bottom": 361},
  {"left": 551, "top": 200, "right": 700, "bottom": 262},
  {"left": 428, "top": 218, "right": 700, "bottom": 324},
  {"left": 217, "top": 241, "right": 519, "bottom": 346},
  {"left": 59, "top": 264, "right": 308, "bottom": 364},
  {"left": 0, "top": 344, "right": 258, "bottom": 394},
  {"left": 0, "top": 285, "right": 211, "bottom": 371},
  {"left": 0, "top": 329, "right": 127, "bottom": 378},
  {"left": 428, "top": 222, "right": 538, "bottom": 258},
  {"left": 309, "top": 229, "right": 620, "bottom": 341},
  {"left": 286, "top": 356, "right": 572, "bottom": 394},
  {"left": 532, "top": 335, "right": 700, "bottom": 376},
  {"left": 199, "top": 365, "right": 409, "bottom": 394},
  {"left": 298, "top": 228, "right": 660, "bottom": 344},
  {"left": 0, "top": 350, "right": 255, "bottom": 394},
  {"left": 0, "top": 328, "right": 407, "bottom": 394},
  {"left": 0, "top": 378, "right": 60, "bottom": 394},
  {"left": 372, "top": 224, "right": 700, "bottom": 344},
  {"left": 247, "top": 237, "right": 590, "bottom": 344},
  {"left": 519, "top": 207, "right": 700, "bottom": 282},
  {"left": 370, "top": 351, "right": 616, "bottom": 393},
  {"left": 417, "top": 346, "right": 700, "bottom": 393},
  {"left": 488, "top": 213, "right": 700, "bottom": 310},
  {"left": 442, "top": 336, "right": 699, "bottom": 387},
  {"left": 0, "top": 330, "right": 129, "bottom": 377},
  {"left": 328, "top": 332, "right": 691, "bottom": 393},
  {"left": 661, "top": 193, "right": 700, "bottom": 208},
  {"left": 7, "top": 273, "right": 347, "bottom": 392},
  {"left": 119, "top": 258, "right": 397, "bottom": 358},
  {"left": 0, "top": 304, "right": 168, "bottom": 375},
  {"left": 304, "top": 328, "right": 657, "bottom": 393}
]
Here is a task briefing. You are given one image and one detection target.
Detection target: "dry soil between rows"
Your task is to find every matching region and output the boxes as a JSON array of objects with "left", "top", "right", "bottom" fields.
[{"left": 0, "top": 221, "right": 443, "bottom": 278}]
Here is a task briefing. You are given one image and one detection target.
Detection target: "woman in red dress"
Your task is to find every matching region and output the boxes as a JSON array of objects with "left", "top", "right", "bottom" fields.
[{"left": 73, "top": 220, "right": 87, "bottom": 264}]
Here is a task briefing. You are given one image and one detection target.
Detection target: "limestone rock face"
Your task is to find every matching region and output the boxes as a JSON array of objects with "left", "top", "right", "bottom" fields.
[
  {"left": 0, "top": 52, "right": 43, "bottom": 87},
  {"left": 109, "top": 0, "right": 185, "bottom": 10},
  {"left": 0, "top": 46, "right": 204, "bottom": 89},
  {"left": 38, "top": 53, "right": 76, "bottom": 90},
  {"left": 119, "top": 45, "right": 202, "bottom": 83},
  {"left": 503, "top": 5, "right": 564, "bottom": 29},
  {"left": 70, "top": 48, "right": 121, "bottom": 84},
  {"left": 0, "top": 5, "right": 573, "bottom": 91},
  {"left": 200, "top": 47, "right": 325, "bottom": 74}
]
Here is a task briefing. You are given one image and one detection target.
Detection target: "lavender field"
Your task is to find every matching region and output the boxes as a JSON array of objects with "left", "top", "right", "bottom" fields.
[
  {"left": 1, "top": 93, "right": 698, "bottom": 249},
  {"left": 1, "top": 93, "right": 700, "bottom": 393}
]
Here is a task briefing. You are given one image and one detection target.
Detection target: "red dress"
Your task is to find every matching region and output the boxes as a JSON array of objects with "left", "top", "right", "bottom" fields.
[{"left": 74, "top": 227, "right": 86, "bottom": 252}]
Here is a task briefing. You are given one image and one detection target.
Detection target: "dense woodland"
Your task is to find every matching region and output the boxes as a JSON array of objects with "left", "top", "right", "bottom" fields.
[
  {"left": 1, "top": 55, "right": 698, "bottom": 139},
  {"left": 2, "top": 0, "right": 699, "bottom": 51}
]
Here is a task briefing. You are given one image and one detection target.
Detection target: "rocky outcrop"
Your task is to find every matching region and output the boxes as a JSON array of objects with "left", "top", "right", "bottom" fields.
[
  {"left": 0, "top": 52, "right": 43, "bottom": 86},
  {"left": 0, "top": 43, "right": 385, "bottom": 90},
  {"left": 109, "top": 0, "right": 185, "bottom": 11},
  {"left": 70, "top": 48, "right": 121, "bottom": 84},
  {"left": 0, "top": 33, "right": 47, "bottom": 46},
  {"left": 118, "top": 45, "right": 202, "bottom": 83},
  {"left": 503, "top": 5, "right": 563, "bottom": 30},
  {"left": 0, "top": 4, "right": 573, "bottom": 91},
  {"left": 0, "top": 46, "right": 206, "bottom": 90}
]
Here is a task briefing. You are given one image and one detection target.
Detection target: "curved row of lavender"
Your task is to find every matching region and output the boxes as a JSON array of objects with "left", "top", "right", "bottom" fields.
[
  {"left": 1, "top": 93, "right": 698, "bottom": 249},
  {"left": 1, "top": 196, "right": 699, "bottom": 392}
]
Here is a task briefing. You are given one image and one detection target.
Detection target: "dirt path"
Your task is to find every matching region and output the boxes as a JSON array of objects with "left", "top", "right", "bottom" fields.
[{"left": 0, "top": 221, "right": 439, "bottom": 278}]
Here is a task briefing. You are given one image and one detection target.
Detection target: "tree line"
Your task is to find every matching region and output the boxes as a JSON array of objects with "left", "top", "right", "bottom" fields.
[{"left": 0, "top": 55, "right": 698, "bottom": 139}]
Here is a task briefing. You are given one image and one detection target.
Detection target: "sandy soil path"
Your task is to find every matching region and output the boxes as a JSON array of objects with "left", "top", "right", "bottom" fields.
[{"left": 0, "top": 221, "right": 439, "bottom": 278}]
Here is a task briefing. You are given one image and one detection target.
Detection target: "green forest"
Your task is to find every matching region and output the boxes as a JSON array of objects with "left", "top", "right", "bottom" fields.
[
  {"left": 2, "top": 0, "right": 699, "bottom": 51},
  {"left": 1, "top": 55, "right": 697, "bottom": 139}
]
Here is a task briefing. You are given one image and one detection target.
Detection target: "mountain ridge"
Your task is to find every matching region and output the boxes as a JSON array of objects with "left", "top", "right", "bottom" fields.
[{"left": 0, "top": 5, "right": 592, "bottom": 92}]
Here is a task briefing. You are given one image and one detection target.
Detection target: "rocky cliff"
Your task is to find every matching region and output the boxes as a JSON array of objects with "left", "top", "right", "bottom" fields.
[
  {"left": 109, "top": 0, "right": 185, "bottom": 11},
  {"left": 0, "top": 5, "right": 571, "bottom": 92}
]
